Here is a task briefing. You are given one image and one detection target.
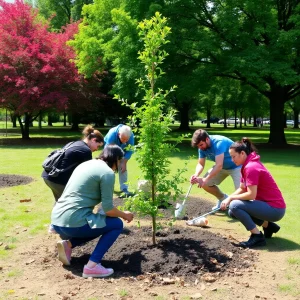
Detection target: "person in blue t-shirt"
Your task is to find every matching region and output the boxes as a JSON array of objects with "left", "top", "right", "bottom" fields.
[
  {"left": 104, "top": 124, "right": 134, "bottom": 197},
  {"left": 190, "top": 129, "right": 241, "bottom": 210}
]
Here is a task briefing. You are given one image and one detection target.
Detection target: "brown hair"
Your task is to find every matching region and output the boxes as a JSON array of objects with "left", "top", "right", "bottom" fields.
[
  {"left": 191, "top": 129, "right": 209, "bottom": 147},
  {"left": 229, "top": 137, "right": 258, "bottom": 155},
  {"left": 82, "top": 125, "right": 104, "bottom": 143}
]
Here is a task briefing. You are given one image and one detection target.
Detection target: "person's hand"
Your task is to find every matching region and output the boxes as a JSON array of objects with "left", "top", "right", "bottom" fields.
[
  {"left": 123, "top": 211, "right": 134, "bottom": 223},
  {"left": 197, "top": 177, "right": 207, "bottom": 188},
  {"left": 220, "top": 197, "right": 231, "bottom": 210},
  {"left": 190, "top": 175, "right": 198, "bottom": 184}
]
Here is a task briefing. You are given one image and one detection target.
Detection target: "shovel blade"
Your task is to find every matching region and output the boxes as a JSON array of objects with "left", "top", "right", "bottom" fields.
[{"left": 174, "top": 203, "right": 185, "bottom": 219}]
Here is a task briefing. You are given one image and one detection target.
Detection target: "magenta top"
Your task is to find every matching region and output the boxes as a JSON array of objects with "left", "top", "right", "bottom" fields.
[{"left": 241, "top": 152, "right": 286, "bottom": 209}]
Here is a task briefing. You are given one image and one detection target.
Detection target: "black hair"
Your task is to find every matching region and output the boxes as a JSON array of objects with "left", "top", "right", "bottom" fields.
[
  {"left": 97, "top": 145, "right": 124, "bottom": 170},
  {"left": 230, "top": 137, "right": 258, "bottom": 155}
]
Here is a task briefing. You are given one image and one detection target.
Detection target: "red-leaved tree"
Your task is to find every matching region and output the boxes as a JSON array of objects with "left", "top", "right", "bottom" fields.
[{"left": 0, "top": 0, "right": 85, "bottom": 138}]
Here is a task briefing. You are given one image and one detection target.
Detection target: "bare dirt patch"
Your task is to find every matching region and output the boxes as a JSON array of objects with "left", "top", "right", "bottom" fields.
[{"left": 0, "top": 174, "right": 34, "bottom": 188}]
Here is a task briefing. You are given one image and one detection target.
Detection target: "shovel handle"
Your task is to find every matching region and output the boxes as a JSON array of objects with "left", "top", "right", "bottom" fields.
[
  {"left": 187, "top": 207, "right": 221, "bottom": 225},
  {"left": 185, "top": 184, "right": 193, "bottom": 198},
  {"left": 179, "top": 184, "right": 193, "bottom": 207}
]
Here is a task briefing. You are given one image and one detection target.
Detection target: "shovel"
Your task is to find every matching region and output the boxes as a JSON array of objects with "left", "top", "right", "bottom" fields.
[
  {"left": 174, "top": 184, "right": 193, "bottom": 219},
  {"left": 186, "top": 207, "right": 221, "bottom": 226}
]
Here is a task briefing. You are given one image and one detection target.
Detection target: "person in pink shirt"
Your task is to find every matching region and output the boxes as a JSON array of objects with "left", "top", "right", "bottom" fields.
[{"left": 220, "top": 137, "right": 286, "bottom": 248}]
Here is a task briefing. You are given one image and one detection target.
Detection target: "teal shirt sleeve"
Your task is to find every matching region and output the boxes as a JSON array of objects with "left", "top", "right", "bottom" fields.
[{"left": 100, "top": 173, "right": 115, "bottom": 212}]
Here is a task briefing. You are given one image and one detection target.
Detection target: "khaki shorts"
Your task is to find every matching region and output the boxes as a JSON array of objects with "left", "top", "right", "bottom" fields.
[{"left": 204, "top": 167, "right": 241, "bottom": 190}]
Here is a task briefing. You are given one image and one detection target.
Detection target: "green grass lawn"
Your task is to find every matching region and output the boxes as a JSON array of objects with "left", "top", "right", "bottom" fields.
[{"left": 0, "top": 124, "right": 300, "bottom": 259}]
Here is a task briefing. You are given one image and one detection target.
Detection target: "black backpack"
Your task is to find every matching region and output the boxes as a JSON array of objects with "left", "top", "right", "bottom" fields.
[{"left": 42, "top": 142, "right": 78, "bottom": 177}]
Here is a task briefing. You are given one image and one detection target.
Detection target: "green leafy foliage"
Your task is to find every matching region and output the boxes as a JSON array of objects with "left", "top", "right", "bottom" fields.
[{"left": 117, "top": 12, "right": 187, "bottom": 244}]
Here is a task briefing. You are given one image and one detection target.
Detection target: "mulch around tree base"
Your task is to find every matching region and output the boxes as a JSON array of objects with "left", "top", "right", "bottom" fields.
[
  {"left": 71, "top": 197, "right": 256, "bottom": 283},
  {"left": 70, "top": 225, "right": 256, "bottom": 283}
]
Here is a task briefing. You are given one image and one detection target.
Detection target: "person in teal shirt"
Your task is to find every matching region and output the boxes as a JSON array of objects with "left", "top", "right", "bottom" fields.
[
  {"left": 51, "top": 145, "right": 134, "bottom": 278},
  {"left": 190, "top": 129, "right": 241, "bottom": 211},
  {"left": 104, "top": 124, "right": 134, "bottom": 197}
]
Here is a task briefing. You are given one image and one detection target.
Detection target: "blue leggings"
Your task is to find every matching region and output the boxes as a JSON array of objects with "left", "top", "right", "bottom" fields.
[
  {"left": 53, "top": 217, "right": 123, "bottom": 263},
  {"left": 228, "top": 200, "right": 286, "bottom": 231}
]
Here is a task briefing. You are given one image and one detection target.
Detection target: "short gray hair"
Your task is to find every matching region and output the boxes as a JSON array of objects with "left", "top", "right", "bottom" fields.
[{"left": 119, "top": 125, "right": 132, "bottom": 138}]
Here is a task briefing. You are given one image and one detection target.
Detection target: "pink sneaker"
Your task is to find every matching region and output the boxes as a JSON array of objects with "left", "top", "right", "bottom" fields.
[
  {"left": 57, "top": 240, "right": 72, "bottom": 266},
  {"left": 82, "top": 264, "right": 114, "bottom": 278}
]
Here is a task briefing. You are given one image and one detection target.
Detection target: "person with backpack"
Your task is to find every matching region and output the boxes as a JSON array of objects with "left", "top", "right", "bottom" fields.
[
  {"left": 42, "top": 124, "right": 103, "bottom": 204},
  {"left": 51, "top": 145, "right": 134, "bottom": 278}
]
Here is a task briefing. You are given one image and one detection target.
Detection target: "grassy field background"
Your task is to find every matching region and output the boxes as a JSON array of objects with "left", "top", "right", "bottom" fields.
[{"left": 0, "top": 122, "right": 300, "bottom": 259}]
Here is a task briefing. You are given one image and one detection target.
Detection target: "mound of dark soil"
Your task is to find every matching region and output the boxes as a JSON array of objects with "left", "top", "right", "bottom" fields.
[
  {"left": 0, "top": 174, "right": 34, "bottom": 188},
  {"left": 1, "top": 174, "right": 255, "bottom": 283},
  {"left": 70, "top": 225, "right": 255, "bottom": 283}
]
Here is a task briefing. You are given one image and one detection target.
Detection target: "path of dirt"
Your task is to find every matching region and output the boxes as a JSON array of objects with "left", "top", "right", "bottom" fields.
[{"left": 0, "top": 175, "right": 298, "bottom": 300}]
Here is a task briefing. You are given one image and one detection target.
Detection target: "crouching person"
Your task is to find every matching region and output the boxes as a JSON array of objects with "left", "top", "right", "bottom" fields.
[
  {"left": 220, "top": 138, "right": 286, "bottom": 248},
  {"left": 51, "top": 145, "right": 134, "bottom": 278}
]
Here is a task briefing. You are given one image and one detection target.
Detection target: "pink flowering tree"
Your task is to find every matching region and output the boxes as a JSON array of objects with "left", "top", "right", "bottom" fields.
[{"left": 0, "top": 0, "right": 83, "bottom": 138}]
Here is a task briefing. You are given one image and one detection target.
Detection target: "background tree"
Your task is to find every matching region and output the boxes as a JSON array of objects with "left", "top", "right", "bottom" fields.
[
  {"left": 287, "top": 97, "right": 300, "bottom": 128},
  {"left": 162, "top": 0, "right": 300, "bottom": 145},
  {"left": 0, "top": 0, "right": 85, "bottom": 138},
  {"left": 35, "top": 0, "right": 93, "bottom": 30},
  {"left": 68, "top": 0, "right": 300, "bottom": 141}
]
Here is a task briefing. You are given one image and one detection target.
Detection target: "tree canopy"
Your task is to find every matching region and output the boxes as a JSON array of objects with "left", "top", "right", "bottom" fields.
[
  {"left": 0, "top": 0, "right": 82, "bottom": 138},
  {"left": 34, "top": 0, "right": 93, "bottom": 30},
  {"left": 71, "top": 0, "right": 300, "bottom": 145}
]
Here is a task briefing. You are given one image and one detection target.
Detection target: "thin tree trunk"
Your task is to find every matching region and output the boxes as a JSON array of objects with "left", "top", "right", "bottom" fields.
[{"left": 63, "top": 112, "right": 67, "bottom": 127}]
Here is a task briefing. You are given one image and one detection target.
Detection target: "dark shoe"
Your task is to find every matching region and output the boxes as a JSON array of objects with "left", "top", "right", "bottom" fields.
[
  {"left": 263, "top": 222, "right": 280, "bottom": 238},
  {"left": 239, "top": 232, "right": 266, "bottom": 248}
]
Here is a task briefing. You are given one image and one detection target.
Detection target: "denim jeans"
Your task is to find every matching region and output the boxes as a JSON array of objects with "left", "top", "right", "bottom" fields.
[
  {"left": 53, "top": 217, "right": 123, "bottom": 263},
  {"left": 228, "top": 200, "right": 285, "bottom": 231},
  {"left": 118, "top": 160, "right": 128, "bottom": 191}
]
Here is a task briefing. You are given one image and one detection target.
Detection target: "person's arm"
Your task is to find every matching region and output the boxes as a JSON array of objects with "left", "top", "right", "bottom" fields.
[
  {"left": 220, "top": 184, "right": 257, "bottom": 210},
  {"left": 230, "top": 184, "right": 257, "bottom": 200},
  {"left": 123, "top": 134, "right": 134, "bottom": 160},
  {"left": 100, "top": 171, "right": 134, "bottom": 222},
  {"left": 120, "top": 158, "right": 128, "bottom": 173},
  {"left": 190, "top": 158, "right": 205, "bottom": 184},
  {"left": 105, "top": 207, "right": 133, "bottom": 223}
]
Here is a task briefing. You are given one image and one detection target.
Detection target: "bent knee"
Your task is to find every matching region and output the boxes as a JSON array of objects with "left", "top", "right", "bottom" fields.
[
  {"left": 115, "top": 217, "right": 124, "bottom": 230},
  {"left": 229, "top": 200, "right": 242, "bottom": 212}
]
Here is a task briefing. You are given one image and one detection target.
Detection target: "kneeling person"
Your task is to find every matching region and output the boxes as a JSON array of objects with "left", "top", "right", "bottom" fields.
[
  {"left": 220, "top": 138, "right": 286, "bottom": 248},
  {"left": 51, "top": 145, "right": 134, "bottom": 278}
]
